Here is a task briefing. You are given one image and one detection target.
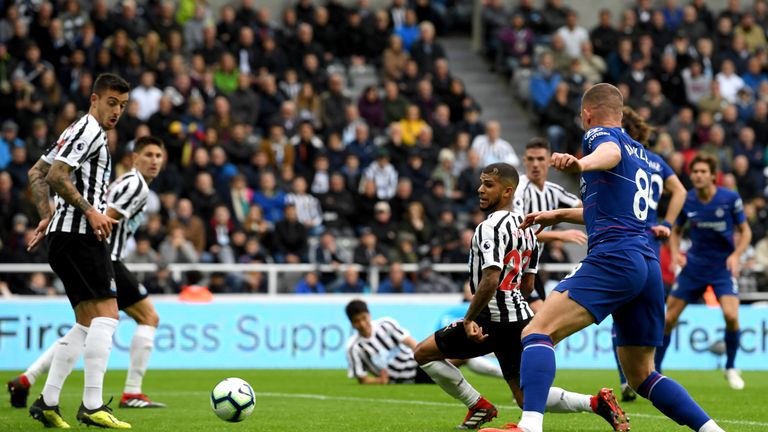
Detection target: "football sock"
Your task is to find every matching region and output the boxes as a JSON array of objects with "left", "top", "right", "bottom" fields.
[
  {"left": 611, "top": 325, "right": 627, "bottom": 384},
  {"left": 465, "top": 357, "right": 503, "bottom": 378},
  {"left": 518, "top": 333, "right": 555, "bottom": 432},
  {"left": 124, "top": 324, "right": 157, "bottom": 394},
  {"left": 83, "top": 317, "right": 118, "bottom": 410},
  {"left": 42, "top": 324, "right": 89, "bottom": 406},
  {"left": 698, "top": 419, "right": 726, "bottom": 432},
  {"left": 24, "top": 343, "right": 57, "bottom": 386},
  {"left": 420, "top": 360, "right": 481, "bottom": 408},
  {"left": 655, "top": 333, "right": 672, "bottom": 372},
  {"left": 637, "top": 371, "right": 711, "bottom": 430},
  {"left": 724, "top": 330, "right": 739, "bottom": 369},
  {"left": 545, "top": 387, "right": 592, "bottom": 413}
]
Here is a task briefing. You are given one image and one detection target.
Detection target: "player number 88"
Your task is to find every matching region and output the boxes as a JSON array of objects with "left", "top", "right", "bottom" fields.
[{"left": 632, "top": 168, "right": 651, "bottom": 220}]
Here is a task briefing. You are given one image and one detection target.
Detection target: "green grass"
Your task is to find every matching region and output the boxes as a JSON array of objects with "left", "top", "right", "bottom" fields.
[{"left": 1, "top": 369, "right": 766, "bottom": 431}]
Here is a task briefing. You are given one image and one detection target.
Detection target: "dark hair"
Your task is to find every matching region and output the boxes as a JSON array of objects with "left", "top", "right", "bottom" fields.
[
  {"left": 526, "top": 137, "right": 550, "bottom": 151},
  {"left": 690, "top": 153, "right": 718, "bottom": 175},
  {"left": 481, "top": 162, "right": 519, "bottom": 189},
  {"left": 92, "top": 73, "right": 130, "bottom": 95},
  {"left": 345, "top": 299, "right": 368, "bottom": 321},
  {"left": 621, "top": 106, "right": 653, "bottom": 147},
  {"left": 134, "top": 135, "right": 165, "bottom": 153}
]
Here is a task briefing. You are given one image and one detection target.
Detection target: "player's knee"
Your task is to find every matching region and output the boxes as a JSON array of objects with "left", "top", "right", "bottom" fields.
[
  {"left": 145, "top": 310, "right": 160, "bottom": 327},
  {"left": 723, "top": 312, "right": 738, "bottom": 329},
  {"left": 663, "top": 315, "right": 678, "bottom": 333},
  {"left": 413, "top": 342, "right": 428, "bottom": 365}
]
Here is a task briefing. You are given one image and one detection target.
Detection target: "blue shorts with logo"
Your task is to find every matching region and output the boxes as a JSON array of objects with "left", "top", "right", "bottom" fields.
[
  {"left": 554, "top": 245, "right": 664, "bottom": 347},
  {"left": 670, "top": 265, "right": 738, "bottom": 303}
]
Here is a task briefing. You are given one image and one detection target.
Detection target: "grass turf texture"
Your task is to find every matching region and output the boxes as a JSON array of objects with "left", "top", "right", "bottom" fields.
[{"left": 1, "top": 369, "right": 765, "bottom": 431}]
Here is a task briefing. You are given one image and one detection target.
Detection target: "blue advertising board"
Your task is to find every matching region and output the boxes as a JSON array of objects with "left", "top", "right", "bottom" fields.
[{"left": 0, "top": 298, "right": 766, "bottom": 370}]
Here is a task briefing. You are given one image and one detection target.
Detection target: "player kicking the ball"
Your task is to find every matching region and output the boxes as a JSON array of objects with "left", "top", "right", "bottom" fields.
[
  {"left": 10, "top": 136, "right": 167, "bottom": 417},
  {"left": 414, "top": 163, "right": 628, "bottom": 431}
]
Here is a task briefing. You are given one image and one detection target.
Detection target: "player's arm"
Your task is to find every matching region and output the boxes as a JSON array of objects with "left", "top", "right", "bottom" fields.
[
  {"left": 651, "top": 175, "right": 687, "bottom": 239},
  {"left": 535, "top": 229, "right": 587, "bottom": 245},
  {"left": 551, "top": 141, "right": 621, "bottom": 174},
  {"left": 46, "top": 160, "right": 117, "bottom": 241},
  {"left": 402, "top": 336, "right": 418, "bottom": 350},
  {"left": 26, "top": 159, "right": 53, "bottom": 251},
  {"left": 668, "top": 223, "right": 684, "bottom": 272},
  {"left": 357, "top": 372, "right": 389, "bottom": 385},
  {"left": 105, "top": 207, "right": 125, "bottom": 221},
  {"left": 521, "top": 208, "right": 585, "bottom": 232},
  {"left": 727, "top": 221, "right": 752, "bottom": 278},
  {"left": 519, "top": 273, "right": 535, "bottom": 297},
  {"left": 463, "top": 266, "right": 500, "bottom": 343}
]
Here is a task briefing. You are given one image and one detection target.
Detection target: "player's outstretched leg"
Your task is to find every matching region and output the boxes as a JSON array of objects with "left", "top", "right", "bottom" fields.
[
  {"left": 421, "top": 360, "right": 498, "bottom": 429},
  {"left": 720, "top": 295, "right": 743, "bottom": 390},
  {"left": 465, "top": 357, "right": 503, "bottom": 378},
  {"left": 8, "top": 342, "right": 57, "bottom": 408},
  {"left": 121, "top": 299, "right": 165, "bottom": 408},
  {"left": 611, "top": 324, "right": 635, "bottom": 402}
]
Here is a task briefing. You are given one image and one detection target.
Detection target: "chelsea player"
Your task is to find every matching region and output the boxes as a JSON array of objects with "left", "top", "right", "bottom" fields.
[
  {"left": 610, "top": 107, "right": 687, "bottom": 402},
  {"left": 656, "top": 153, "right": 752, "bottom": 390},
  {"left": 480, "top": 84, "right": 725, "bottom": 432}
]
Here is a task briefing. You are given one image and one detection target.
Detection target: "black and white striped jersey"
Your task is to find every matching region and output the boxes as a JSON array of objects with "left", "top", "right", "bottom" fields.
[
  {"left": 106, "top": 169, "right": 149, "bottom": 261},
  {"left": 469, "top": 210, "right": 539, "bottom": 322},
  {"left": 42, "top": 114, "right": 111, "bottom": 236},
  {"left": 346, "top": 318, "right": 419, "bottom": 383},
  {"left": 513, "top": 174, "right": 580, "bottom": 216}
]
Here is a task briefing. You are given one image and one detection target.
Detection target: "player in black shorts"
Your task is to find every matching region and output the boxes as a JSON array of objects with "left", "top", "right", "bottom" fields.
[
  {"left": 414, "top": 163, "right": 626, "bottom": 431},
  {"left": 11, "top": 137, "right": 167, "bottom": 415}
]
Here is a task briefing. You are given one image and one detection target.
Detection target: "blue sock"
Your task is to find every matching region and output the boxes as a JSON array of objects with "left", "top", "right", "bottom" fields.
[
  {"left": 519, "top": 333, "right": 555, "bottom": 414},
  {"left": 724, "top": 330, "right": 740, "bottom": 369},
  {"left": 611, "top": 324, "right": 627, "bottom": 385},
  {"left": 637, "top": 371, "right": 711, "bottom": 430},
  {"left": 654, "top": 333, "right": 671, "bottom": 373}
]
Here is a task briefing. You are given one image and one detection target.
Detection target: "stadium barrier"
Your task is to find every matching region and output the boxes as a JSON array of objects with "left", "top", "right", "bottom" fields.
[{"left": 1, "top": 296, "right": 767, "bottom": 371}]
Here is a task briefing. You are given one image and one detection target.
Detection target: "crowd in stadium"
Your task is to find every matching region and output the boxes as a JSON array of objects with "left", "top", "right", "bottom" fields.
[{"left": 0, "top": 0, "right": 767, "bottom": 295}]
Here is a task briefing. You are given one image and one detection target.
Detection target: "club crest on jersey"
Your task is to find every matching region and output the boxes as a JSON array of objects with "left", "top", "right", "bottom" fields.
[
  {"left": 481, "top": 240, "right": 493, "bottom": 251},
  {"left": 715, "top": 208, "right": 725, "bottom": 218}
]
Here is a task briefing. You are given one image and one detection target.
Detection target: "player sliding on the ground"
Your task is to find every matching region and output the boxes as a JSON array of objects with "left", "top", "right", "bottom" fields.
[
  {"left": 414, "top": 163, "right": 629, "bottom": 431},
  {"left": 10, "top": 136, "right": 168, "bottom": 421},
  {"left": 655, "top": 153, "right": 752, "bottom": 390}
]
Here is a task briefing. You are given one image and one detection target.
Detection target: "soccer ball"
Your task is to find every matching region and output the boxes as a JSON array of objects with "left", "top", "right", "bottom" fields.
[{"left": 210, "top": 377, "right": 256, "bottom": 422}]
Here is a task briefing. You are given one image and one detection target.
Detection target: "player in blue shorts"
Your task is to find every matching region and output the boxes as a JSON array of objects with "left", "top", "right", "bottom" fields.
[
  {"left": 655, "top": 153, "right": 752, "bottom": 390},
  {"left": 480, "top": 84, "right": 725, "bottom": 432},
  {"left": 609, "top": 107, "right": 686, "bottom": 402}
]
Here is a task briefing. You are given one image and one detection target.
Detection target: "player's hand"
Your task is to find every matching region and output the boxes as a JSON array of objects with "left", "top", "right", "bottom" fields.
[
  {"left": 520, "top": 211, "right": 559, "bottom": 233},
  {"left": 463, "top": 319, "right": 488, "bottom": 343},
  {"left": 86, "top": 209, "right": 118, "bottom": 241},
  {"left": 557, "top": 229, "right": 587, "bottom": 244},
  {"left": 550, "top": 152, "right": 582, "bottom": 174},
  {"left": 650, "top": 224, "right": 671, "bottom": 239},
  {"left": 670, "top": 253, "right": 686, "bottom": 273},
  {"left": 379, "top": 369, "right": 390, "bottom": 384},
  {"left": 726, "top": 253, "right": 741, "bottom": 278},
  {"left": 27, "top": 217, "right": 50, "bottom": 252}
]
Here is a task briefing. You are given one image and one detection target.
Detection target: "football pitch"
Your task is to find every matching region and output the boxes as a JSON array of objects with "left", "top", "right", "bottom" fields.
[{"left": 1, "top": 369, "right": 766, "bottom": 431}]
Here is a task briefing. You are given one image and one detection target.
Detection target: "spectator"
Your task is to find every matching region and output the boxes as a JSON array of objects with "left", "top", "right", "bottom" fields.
[
  {"left": 717, "top": 59, "right": 746, "bottom": 103},
  {"left": 590, "top": 9, "right": 619, "bottom": 59},
  {"left": 498, "top": 13, "right": 535, "bottom": 74},
  {"left": 363, "top": 149, "right": 399, "bottom": 200},
  {"left": 395, "top": 9, "right": 420, "bottom": 52},
  {"left": 273, "top": 203, "right": 308, "bottom": 263},
  {"left": 295, "top": 271, "right": 326, "bottom": 294},
  {"left": 698, "top": 80, "right": 729, "bottom": 115},
  {"left": 333, "top": 266, "right": 369, "bottom": 293},
  {"left": 252, "top": 171, "right": 286, "bottom": 223},
  {"left": 353, "top": 228, "right": 389, "bottom": 267},
  {"left": 206, "top": 204, "right": 237, "bottom": 263},
  {"left": 414, "top": 258, "right": 456, "bottom": 293},
  {"left": 0, "top": 120, "right": 23, "bottom": 170},
  {"left": 382, "top": 35, "right": 409, "bottom": 82},
  {"left": 319, "top": 171, "right": 355, "bottom": 235},
  {"left": 227, "top": 174, "right": 254, "bottom": 225},
  {"left": 541, "top": 82, "right": 579, "bottom": 154},
  {"left": 6, "top": 146, "right": 29, "bottom": 197},
  {"left": 482, "top": 0, "right": 509, "bottom": 63},
  {"left": 541, "top": 0, "right": 568, "bottom": 34},
  {"left": 312, "top": 231, "right": 346, "bottom": 285},
  {"left": 358, "top": 86, "right": 385, "bottom": 131},
  {"left": 320, "top": 73, "right": 351, "bottom": 132},
  {"left": 470, "top": 120, "right": 520, "bottom": 167},
  {"left": 682, "top": 60, "right": 712, "bottom": 105},
  {"left": 286, "top": 176, "right": 324, "bottom": 235},
  {"left": 410, "top": 21, "right": 445, "bottom": 75},
  {"left": 378, "top": 262, "right": 415, "bottom": 293},
  {"left": 556, "top": 9, "right": 589, "bottom": 58},
  {"left": 606, "top": 37, "right": 633, "bottom": 84},
  {"left": 159, "top": 226, "right": 199, "bottom": 264},
  {"left": 144, "top": 264, "right": 182, "bottom": 294},
  {"left": 530, "top": 52, "right": 561, "bottom": 114},
  {"left": 399, "top": 201, "right": 432, "bottom": 250},
  {"left": 735, "top": 12, "right": 767, "bottom": 53},
  {"left": 242, "top": 204, "right": 274, "bottom": 247},
  {"left": 644, "top": 79, "right": 675, "bottom": 126},
  {"left": 382, "top": 80, "right": 409, "bottom": 125}
]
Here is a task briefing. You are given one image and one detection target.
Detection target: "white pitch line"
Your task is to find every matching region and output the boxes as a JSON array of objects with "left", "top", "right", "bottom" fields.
[{"left": 62, "top": 390, "right": 768, "bottom": 428}]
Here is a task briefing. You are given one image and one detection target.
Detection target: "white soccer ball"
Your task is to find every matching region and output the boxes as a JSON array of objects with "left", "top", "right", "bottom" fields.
[{"left": 210, "top": 377, "right": 256, "bottom": 422}]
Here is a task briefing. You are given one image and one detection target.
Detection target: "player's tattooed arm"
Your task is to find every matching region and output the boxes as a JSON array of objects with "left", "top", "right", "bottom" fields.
[
  {"left": 28, "top": 159, "right": 53, "bottom": 219},
  {"left": 464, "top": 267, "right": 500, "bottom": 342},
  {"left": 46, "top": 160, "right": 93, "bottom": 213}
]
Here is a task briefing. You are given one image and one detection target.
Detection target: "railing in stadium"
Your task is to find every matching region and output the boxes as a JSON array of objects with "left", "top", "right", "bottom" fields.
[{"left": 1, "top": 263, "right": 766, "bottom": 301}]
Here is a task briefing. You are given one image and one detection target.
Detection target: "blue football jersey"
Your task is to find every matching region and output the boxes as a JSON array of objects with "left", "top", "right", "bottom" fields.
[
  {"left": 580, "top": 127, "right": 656, "bottom": 255},
  {"left": 645, "top": 152, "right": 675, "bottom": 255},
  {"left": 676, "top": 187, "right": 746, "bottom": 268}
]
